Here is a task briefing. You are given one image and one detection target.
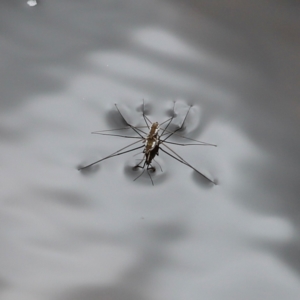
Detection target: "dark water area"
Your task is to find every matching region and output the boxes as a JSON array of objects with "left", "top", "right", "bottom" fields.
[{"left": 1, "top": 0, "right": 300, "bottom": 299}]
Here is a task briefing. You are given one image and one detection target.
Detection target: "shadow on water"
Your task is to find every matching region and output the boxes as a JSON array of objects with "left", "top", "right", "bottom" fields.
[
  {"left": 191, "top": 170, "right": 217, "bottom": 189},
  {"left": 136, "top": 100, "right": 154, "bottom": 117},
  {"left": 104, "top": 106, "right": 130, "bottom": 129},
  {"left": 124, "top": 156, "right": 168, "bottom": 186},
  {"left": 104, "top": 102, "right": 145, "bottom": 130},
  {"left": 34, "top": 188, "right": 92, "bottom": 208},
  {"left": 144, "top": 220, "right": 188, "bottom": 242},
  {"left": 0, "top": 277, "right": 10, "bottom": 296},
  {"left": 56, "top": 220, "right": 188, "bottom": 300},
  {"left": 77, "top": 163, "right": 100, "bottom": 175},
  {"left": 253, "top": 237, "right": 300, "bottom": 276},
  {"left": 277, "top": 242, "right": 300, "bottom": 276},
  {"left": 57, "top": 286, "right": 148, "bottom": 300}
]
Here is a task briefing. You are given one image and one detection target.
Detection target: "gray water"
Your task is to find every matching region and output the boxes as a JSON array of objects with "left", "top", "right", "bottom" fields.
[{"left": 1, "top": 1, "right": 300, "bottom": 299}]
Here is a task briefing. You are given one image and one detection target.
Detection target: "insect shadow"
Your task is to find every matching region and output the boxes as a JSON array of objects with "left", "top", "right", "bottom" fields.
[
  {"left": 78, "top": 101, "right": 217, "bottom": 186},
  {"left": 124, "top": 154, "right": 168, "bottom": 186},
  {"left": 77, "top": 162, "right": 100, "bottom": 175}
]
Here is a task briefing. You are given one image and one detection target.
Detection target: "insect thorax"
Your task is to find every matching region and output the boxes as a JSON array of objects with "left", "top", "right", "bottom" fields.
[{"left": 149, "top": 122, "right": 159, "bottom": 137}]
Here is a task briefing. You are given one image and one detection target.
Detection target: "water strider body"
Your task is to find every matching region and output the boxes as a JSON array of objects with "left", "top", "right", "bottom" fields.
[
  {"left": 133, "top": 122, "right": 160, "bottom": 180},
  {"left": 78, "top": 101, "right": 216, "bottom": 185}
]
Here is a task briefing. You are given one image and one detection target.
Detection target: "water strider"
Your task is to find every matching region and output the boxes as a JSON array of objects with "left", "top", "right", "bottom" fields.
[{"left": 78, "top": 101, "right": 216, "bottom": 185}]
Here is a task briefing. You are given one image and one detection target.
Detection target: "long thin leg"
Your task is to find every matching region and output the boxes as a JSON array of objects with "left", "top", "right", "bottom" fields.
[
  {"left": 133, "top": 151, "right": 145, "bottom": 157},
  {"left": 142, "top": 100, "right": 152, "bottom": 129},
  {"left": 78, "top": 139, "right": 144, "bottom": 170},
  {"left": 147, "top": 167, "right": 154, "bottom": 186},
  {"left": 79, "top": 144, "right": 144, "bottom": 170},
  {"left": 161, "top": 105, "right": 192, "bottom": 142},
  {"left": 159, "top": 116, "right": 174, "bottom": 126},
  {"left": 92, "top": 126, "right": 147, "bottom": 134},
  {"left": 135, "top": 158, "right": 145, "bottom": 164},
  {"left": 158, "top": 127, "right": 217, "bottom": 146},
  {"left": 115, "top": 104, "right": 146, "bottom": 138},
  {"left": 134, "top": 127, "right": 150, "bottom": 135},
  {"left": 160, "top": 143, "right": 215, "bottom": 184},
  {"left": 134, "top": 154, "right": 146, "bottom": 168},
  {"left": 133, "top": 157, "right": 156, "bottom": 184},
  {"left": 92, "top": 132, "right": 144, "bottom": 139},
  {"left": 133, "top": 168, "right": 146, "bottom": 182},
  {"left": 153, "top": 158, "right": 163, "bottom": 172},
  {"left": 163, "top": 141, "right": 216, "bottom": 146},
  {"left": 160, "top": 101, "right": 176, "bottom": 136}
]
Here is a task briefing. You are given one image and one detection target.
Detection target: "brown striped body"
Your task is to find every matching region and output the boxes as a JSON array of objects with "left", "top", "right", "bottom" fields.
[{"left": 144, "top": 122, "right": 160, "bottom": 165}]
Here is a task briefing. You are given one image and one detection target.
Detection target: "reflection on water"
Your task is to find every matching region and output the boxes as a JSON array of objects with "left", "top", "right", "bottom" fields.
[{"left": 1, "top": 0, "right": 300, "bottom": 299}]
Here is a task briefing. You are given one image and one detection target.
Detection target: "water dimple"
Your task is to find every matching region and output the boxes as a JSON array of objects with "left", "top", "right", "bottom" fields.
[
  {"left": 191, "top": 170, "right": 217, "bottom": 189},
  {"left": 77, "top": 163, "right": 100, "bottom": 175},
  {"left": 123, "top": 156, "right": 168, "bottom": 186}
]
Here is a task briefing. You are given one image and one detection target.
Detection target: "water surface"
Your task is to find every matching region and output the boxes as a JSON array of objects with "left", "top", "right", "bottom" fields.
[{"left": 1, "top": 1, "right": 300, "bottom": 299}]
